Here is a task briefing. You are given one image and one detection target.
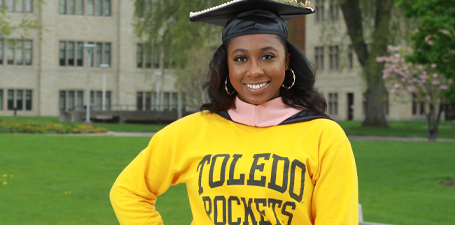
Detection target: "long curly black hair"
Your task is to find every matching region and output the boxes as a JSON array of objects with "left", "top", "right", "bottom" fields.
[{"left": 200, "top": 35, "right": 327, "bottom": 115}]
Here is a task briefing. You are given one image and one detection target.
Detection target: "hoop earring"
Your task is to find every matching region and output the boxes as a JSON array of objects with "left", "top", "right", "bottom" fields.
[
  {"left": 282, "top": 68, "right": 296, "bottom": 89},
  {"left": 225, "top": 78, "right": 236, "bottom": 95}
]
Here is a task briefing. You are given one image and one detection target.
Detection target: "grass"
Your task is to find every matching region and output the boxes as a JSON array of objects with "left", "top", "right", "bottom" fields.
[
  {"left": 1, "top": 116, "right": 454, "bottom": 139},
  {"left": 0, "top": 134, "right": 454, "bottom": 224}
]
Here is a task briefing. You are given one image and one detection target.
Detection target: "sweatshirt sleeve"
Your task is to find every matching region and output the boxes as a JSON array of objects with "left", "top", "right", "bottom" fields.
[
  {"left": 110, "top": 128, "right": 176, "bottom": 225},
  {"left": 312, "top": 134, "right": 358, "bottom": 225}
]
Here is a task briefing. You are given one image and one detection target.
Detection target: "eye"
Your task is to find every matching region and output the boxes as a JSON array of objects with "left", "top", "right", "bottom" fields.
[
  {"left": 234, "top": 55, "right": 247, "bottom": 62},
  {"left": 261, "top": 54, "right": 276, "bottom": 60}
]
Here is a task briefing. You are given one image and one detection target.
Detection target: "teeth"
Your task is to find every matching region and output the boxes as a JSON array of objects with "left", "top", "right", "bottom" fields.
[{"left": 246, "top": 83, "right": 267, "bottom": 89}]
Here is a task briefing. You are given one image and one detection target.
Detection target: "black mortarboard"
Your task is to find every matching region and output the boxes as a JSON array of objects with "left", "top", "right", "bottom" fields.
[{"left": 189, "top": 0, "right": 314, "bottom": 42}]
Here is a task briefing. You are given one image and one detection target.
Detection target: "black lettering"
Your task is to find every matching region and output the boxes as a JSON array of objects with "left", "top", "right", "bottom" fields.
[
  {"left": 289, "top": 160, "right": 306, "bottom": 202},
  {"left": 214, "top": 196, "right": 227, "bottom": 225},
  {"left": 203, "top": 196, "right": 212, "bottom": 218},
  {"left": 228, "top": 196, "right": 241, "bottom": 225},
  {"left": 209, "top": 154, "right": 230, "bottom": 188},
  {"left": 281, "top": 202, "right": 296, "bottom": 225},
  {"left": 227, "top": 154, "right": 245, "bottom": 185},
  {"left": 198, "top": 155, "right": 211, "bottom": 194},
  {"left": 241, "top": 197, "right": 258, "bottom": 225},
  {"left": 254, "top": 198, "right": 272, "bottom": 225},
  {"left": 247, "top": 153, "right": 271, "bottom": 187},
  {"left": 268, "top": 199, "right": 283, "bottom": 225},
  {"left": 267, "top": 155, "right": 290, "bottom": 193}
]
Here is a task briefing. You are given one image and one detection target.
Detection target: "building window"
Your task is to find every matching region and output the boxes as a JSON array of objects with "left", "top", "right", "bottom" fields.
[
  {"left": 3, "top": 0, "right": 33, "bottom": 13},
  {"left": 60, "top": 41, "right": 110, "bottom": 67},
  {"left": 0, "top": 40, "right": 33, "bottom": 66},
  {"left": 348, "top": 45, "right": 354, "bottom": 69},
  {"left": 89, "top": 91, "right": 110, "bottom": 110},
  {"left": 60, "top": 0, "right": 109, "bottom": 16},
  {"left": 315, "top": 0, "right": 324, "bottom": 22},
  {"left": 0, "top": 89, "right": 3, "bottom": 110},
  {"left": 329, "top": 45, "right": 339, "bottom": 70},
  {"left": 328, "top": 93, "right": 338, "bottom": 115},
  {"left": 136, "top": 91, "right": 157, "bottom": 111},
  {"left": 59, "top": 90, "right": 86, "bottom": 111},
  {"left": 315, "top": 46, "right": 324, "bottom": 71},
  {"left": 137, "top": 42, "right": 163, "bottom": 69},
  {"left": 7, "top": 89, "right": 32, "bottom": 111},
  {"left": 329, "top": 3, "right": 339, "bottom": 21}
]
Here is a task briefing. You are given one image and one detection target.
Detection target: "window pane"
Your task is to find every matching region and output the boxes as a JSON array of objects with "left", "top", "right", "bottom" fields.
[
  {"left": 59, "top": 41, "right": 66, "bottom": 66},
  {"left": 16, "top": 40, "right": 23, "bottom": 65},
  {"left": 76, "top": 91, "right": 83, "bottom": 110},
  {"left": 25, "top": 90, "right": 32, "bottom": 110},
  {"left": 104, "top": 43, "right": 110, "bottom": 65},
  {"left": 76, "top": 0, "right": 84, "bottom": 14},
  {"left": 95, "top": 0, "right": 102, "bottom": 16},
  {"left": 77, "top": 42, "right": 83, "bottom": 66},
  {"left": 145, "top": 92, "right": 151, "bottom": 110},
  {"left": 8, "top": 90, "right": 14, "bottom": 110},
  {"left": 59, "top": 91, "right": 66, "bottom": 111},
  {"left": 16, "top": 90, "right": 23, "bottom": 110},
  {"left": 25, "top": 40, "right": 32, "bottom": 65},
  {"left": 106, "top": 91, "right": 111, "bottom": 110},
  {"left": 68, "top": 0, "right": 75, "bottom": 14},
  {"left": 87, "top": 42, "right": 95, "bottom": 67},
  {"left": 137, "top": 44, "right": 143, "bottom": 68},
  {"left": 104, "top": 0, "right": 111, "bottom": 16},
  {"left": 87, "top": 0, "right": 94, "bottom": 15},
  {"left": 96, "top": 91, "right": 102, "bottom": 110},
  {"left": 7, "top": 0, "right": 14, "bottom": 12},
  {"left": 25, "top": 0, "right": 32, "bottom": 12},
  {"left": 0, "top": 89, "right": 3, "bottom": 110},
  {"left": 68, "top": 91, "right": 75, "bottom": 110},
  {"left": 145, "top": 44, "right": 151, "bottom": 68},
  {"left": 0, "top": 39, "right": 3, "bottom": 65},
  {"left": 171, "top": 93, "right": 178, "bottom": 111},
  {"left": 68, "top": 41, "right": 75, "bottom": 66},
  {"left": 136, "top": 92, "right": 143, "bottom": 111},
  {"left": 163, "top": 92, "right": 170, "bottom": 111},
  {"left": 15, "top": 0, "right": 23, "bottom": 12},
  {"left": 59, "top": 0, "right": 66, "bottom": 14},
  {"left": 153, "top": 44, "right": 160, "bottom": 68},
  {"left": 95, "top": 42, "right": 102, "bottom": 67},
  {"left": 7, "top": 41, "right": 14, "bottom": 65}
]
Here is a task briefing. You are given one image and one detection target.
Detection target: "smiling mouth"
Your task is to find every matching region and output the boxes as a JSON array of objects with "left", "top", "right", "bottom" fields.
[{"left": 245, "top": 82, "right": 268, "bottom": 90}]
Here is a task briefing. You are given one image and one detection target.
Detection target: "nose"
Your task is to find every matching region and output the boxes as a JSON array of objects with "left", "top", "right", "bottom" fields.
[{"left": 246, "top": 60, "right": 264, "bottom": 77}]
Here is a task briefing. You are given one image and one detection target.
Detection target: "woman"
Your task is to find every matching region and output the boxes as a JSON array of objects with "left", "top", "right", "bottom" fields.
[{"left": 110, "top": 1, "right": 358, "bottom": 224}]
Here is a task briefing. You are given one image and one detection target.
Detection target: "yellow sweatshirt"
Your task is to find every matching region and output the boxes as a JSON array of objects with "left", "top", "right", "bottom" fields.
[{"left": 110, "top": 111, "right": 358, "bottom": 225}]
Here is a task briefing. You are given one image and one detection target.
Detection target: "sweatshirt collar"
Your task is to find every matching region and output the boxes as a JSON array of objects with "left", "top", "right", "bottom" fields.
[{"left": 227, "top": 97, "right": 302, "bottom": 127}]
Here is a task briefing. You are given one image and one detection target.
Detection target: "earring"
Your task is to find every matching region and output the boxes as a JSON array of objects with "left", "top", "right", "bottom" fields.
[
  {"left": 282, "top": 68, "right": 296, "bottom": 89},
  {"left": 225, "top": 78, "right": 236, "bottom": 95}
]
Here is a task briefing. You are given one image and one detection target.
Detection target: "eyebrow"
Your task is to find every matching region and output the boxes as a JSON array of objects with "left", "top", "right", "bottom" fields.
[{"left": 231, "top": 46, "right": 278, "bottom": 54}]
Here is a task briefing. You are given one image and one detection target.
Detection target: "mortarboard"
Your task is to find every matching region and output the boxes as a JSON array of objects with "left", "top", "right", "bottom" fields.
[{"left": 189, "top": 0, "right": 314, "bottom": 42}]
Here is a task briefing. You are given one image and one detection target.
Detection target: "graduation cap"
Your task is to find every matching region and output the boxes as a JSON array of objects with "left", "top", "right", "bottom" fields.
[{"left": 189, "top": 0, "right": 314, "bottom": 42}]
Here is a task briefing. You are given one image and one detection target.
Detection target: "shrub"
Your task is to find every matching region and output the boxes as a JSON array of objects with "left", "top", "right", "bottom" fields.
[{"left": 0, "top": 119, "right": 107, "bottom": 134}]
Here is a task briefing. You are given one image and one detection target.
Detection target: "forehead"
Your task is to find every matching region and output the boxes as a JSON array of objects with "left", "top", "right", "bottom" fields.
[{"left": 227, "top": 34, "right": 284, "bottom": 52}]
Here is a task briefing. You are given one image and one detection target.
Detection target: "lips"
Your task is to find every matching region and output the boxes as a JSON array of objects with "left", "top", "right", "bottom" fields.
[{"left": 245, "top": 82, "right": 268, "bottom": 90}]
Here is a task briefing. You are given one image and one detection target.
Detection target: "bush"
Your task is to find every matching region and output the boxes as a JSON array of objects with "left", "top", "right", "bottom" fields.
[{"left": 0, "top": 120, "right": 107, "bottom": 134}]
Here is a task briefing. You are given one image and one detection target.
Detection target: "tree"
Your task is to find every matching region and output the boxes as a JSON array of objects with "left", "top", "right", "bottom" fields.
[
  {"left": 377, "top": 46, "right": 452, "bottom": 141},
  {"left": 335, "top": 0, "right": 399, "bottom": 127},
  {"left": 0, "top": 1, "right": 43, "bottom": 39},
  {"left": 396, "top": 0, "right": 455, "bottom": 100}
]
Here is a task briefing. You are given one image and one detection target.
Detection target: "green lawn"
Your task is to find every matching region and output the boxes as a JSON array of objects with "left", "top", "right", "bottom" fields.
[
  {"left": 0, "top": 134, "right": 454, "bottom": 224},
  {"left": 1, "top": 116, "right": 455, "bottom": 139}
]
